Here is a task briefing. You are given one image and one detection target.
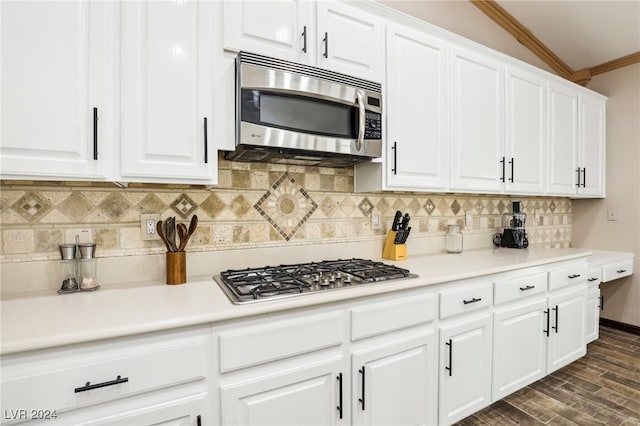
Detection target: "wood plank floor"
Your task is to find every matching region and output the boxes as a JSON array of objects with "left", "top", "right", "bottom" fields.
[{"left": 455, "top": 325, "right": 640, "bottom": 425}]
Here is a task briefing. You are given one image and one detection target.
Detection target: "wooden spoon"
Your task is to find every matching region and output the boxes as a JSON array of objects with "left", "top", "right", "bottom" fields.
[
  {"left": 177, "top": 223, "right": 188, "bottom": 252},
  {"left": 156, "top": 220, "right": 172, "bottom": 252}
]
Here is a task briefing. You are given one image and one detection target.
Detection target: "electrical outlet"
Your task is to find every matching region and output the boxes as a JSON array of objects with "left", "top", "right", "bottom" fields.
[
  {"left": 140, "top": 214, "right": 161, "bottom": 241},
  {"left": 607, "top": 208, "right": 618, "bottom": 221},
  {"left": 534, "top": 209, "right": 541, "bottom": 223},
  {"left": 371, "top": 210, "right": 382, "bottom": 230},
  {"left": 465, "top": 211, "right": 473, "bottom": 226}
]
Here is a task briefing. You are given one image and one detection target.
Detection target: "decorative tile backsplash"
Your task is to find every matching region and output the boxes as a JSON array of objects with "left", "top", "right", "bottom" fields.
[{"left": 0, "top": 154, "right": 572, "bottom": 262}]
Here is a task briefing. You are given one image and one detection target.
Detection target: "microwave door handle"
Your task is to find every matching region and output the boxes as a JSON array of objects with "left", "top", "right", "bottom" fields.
[{"left": 355, "top": 90, "right": 365, "bottom": 152}]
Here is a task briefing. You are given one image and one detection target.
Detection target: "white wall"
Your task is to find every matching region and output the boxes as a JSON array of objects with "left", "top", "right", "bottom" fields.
[{"left": 573, "top": 64, "right": 640, "bottom": 327}]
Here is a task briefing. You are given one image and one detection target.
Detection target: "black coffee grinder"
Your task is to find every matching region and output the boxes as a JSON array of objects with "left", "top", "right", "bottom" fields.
[{"left": 493, "top": 201, "right": 528, "bottom": 249}]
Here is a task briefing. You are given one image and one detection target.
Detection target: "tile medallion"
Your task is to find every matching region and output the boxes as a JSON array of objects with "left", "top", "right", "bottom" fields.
[
  {"left": 171, "top": 194, "right": 198, "bottom": 219},
  {"left": 549, "top": 200, "right": 556, "bottom": 213},
  {"left": 254, "top": 172, "right": 318, "bottom": 241},
  {"left": 451, "top": 199, "right": 461, "bottom": 215},
  {"left": 424, "top": 199, "right": 436, "bottom": 215},
  {"left": 11, "top": 192, "right": 52, "bottom": 222},
  {"left": 358, "top": 198, "right": 374, "bottom": 217}
]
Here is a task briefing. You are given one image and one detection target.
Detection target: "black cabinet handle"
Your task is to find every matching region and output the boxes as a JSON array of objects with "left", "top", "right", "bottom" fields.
[
  {"left": 582, "top": 168, "right": 586, "bottom": 188},
  {"left": 500, "top": 157, "right": 506, "bottom": 182},
  {"left": 519, "top": 285, "right": 535, "bottom": 291},
  {"left": 552, "top": 305, "right": 559, "bottom": 333},
  {"left": 93, "top": 107, "right": 98, "bottom": 160},
  {"left": 617, "top": 269, "right": 627, "bottom": 274},
  {"left": 197, "top": 415, "right": 202, "bottom": 426},
  {"left": 336, "top": 373, "right": 343, "bottom": 419},
  {"left": 358, "top": 366, "right": 366, "bottom": 411},
  {"left": 301, "top": 26, "right": 307, "bottom": 53},
  {"left": 463, "top": 297, "right": 482, "bottom": 305},
  {"left": 588, "top": 277, "right": 599, "bottom": 282},
  {"left": 568, "top": 274, "right": 581, "bottom": 279},
  {"left": 445, "top": 339, "right": 453, "bottom": 376},
  {"left": 600, "top": 295, "right": 604, "bottom": 310},
  {"left": 543, "top": 308, "right": 550, "bottom": 336},
  {"left": 75, "top": 375, "right": 128, "bottom": 393},
  {"left": 392, "top": 141, "right": 397, "bottom": 175},
  {"left": 322, "top": 32, "right": 328, "bottom": 58},
  {"left": 509, "top": 157, "right": 514, "bottom": 182},
  {"left": 576, "top": 168, "right": 582, "bottom": 187},
  {"left": 203, "top": 117, "right": 208, "bottom": 164}
]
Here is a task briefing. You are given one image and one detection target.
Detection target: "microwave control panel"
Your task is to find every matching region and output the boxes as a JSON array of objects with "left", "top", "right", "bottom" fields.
[{"left": 365, "top": 111, "right": 382, "bottom": 140}]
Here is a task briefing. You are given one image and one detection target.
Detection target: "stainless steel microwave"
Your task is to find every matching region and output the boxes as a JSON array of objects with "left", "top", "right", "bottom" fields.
[{"left": 225, "top": 52, "right": 382, "bottom": 167}]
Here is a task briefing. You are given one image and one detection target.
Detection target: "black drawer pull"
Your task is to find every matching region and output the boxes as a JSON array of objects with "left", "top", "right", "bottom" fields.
[
  {"left": 463, "top": 297, "right": 482, "bottom": 305},
  {"left": 203, "top": 117, "right": 208, "bottom": 164},
  {"left": 358, "top": 366, "right": 366, "bottom": 411},
  {"left": 93, "top": 107, "right": 98, "bottom": 160},
  {"left": 552, "top": 305, "right": 559, "bottom": 333},
  {"left": 519, "top": 285, "right": 535, "bottom": 291},
  {"left": 588, "top": 277, "right": 599, "bottom": 282},
  {"left": 75, "top": 375, "right": 128, "bottom": 393},
  {"left": 197, "top": 415, "right": 202, "bottom": 426},
  {"left": 568, "top": 274, "right": 581, "bottom": 279},
  {"left": 617, "top": 269, "right": 627, "bottom": 274},
  {"left": 336, "top": 373, "right": 343, "bottom": 419},
  {"left": 543, "top": 308, "right": 550, "bottom": 336}
]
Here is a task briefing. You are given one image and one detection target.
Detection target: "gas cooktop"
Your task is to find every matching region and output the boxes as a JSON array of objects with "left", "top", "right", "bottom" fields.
[{"left": 214, "top": 258, "right": 418, "bottom": 304}]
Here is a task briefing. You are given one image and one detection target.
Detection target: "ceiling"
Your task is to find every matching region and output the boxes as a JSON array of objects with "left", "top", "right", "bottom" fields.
[{"left": 495, "top": 0, "right": 640, "bottom": 71}]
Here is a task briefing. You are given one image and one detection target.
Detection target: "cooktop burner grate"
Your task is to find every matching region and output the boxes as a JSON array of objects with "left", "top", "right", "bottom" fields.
[{"left": 215, "top": 258, "right": 417, "bottom": 304}]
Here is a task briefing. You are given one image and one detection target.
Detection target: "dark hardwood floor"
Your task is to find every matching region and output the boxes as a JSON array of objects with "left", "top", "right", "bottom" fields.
[{"left": 456, "top": 325, "right": 640, "bottom": 425}]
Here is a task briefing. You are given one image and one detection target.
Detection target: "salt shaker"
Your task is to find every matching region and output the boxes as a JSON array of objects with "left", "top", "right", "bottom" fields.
[
  {"left": 446, "top": 225, "right": 463, "bottom": 253},
  {"left": 78, "top": 243, "right": 99, "bottom": 290}
]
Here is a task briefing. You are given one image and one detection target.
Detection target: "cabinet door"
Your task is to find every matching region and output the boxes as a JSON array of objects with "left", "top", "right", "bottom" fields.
[
  {"left": 449, "top": 47, "right": 505, "bottom": 193},
  {"left": 578, "top": 93, "right": 606, "bottom": 197},
  {"left": 439, "top": 313, "right": 492, "bottom": 425},
  {"left": 505, "top": 67, "right": 546, "bottom": 194},
  {"left": 351, "top": 331, "right": 437, "bottom": 426},
  {"left": 547, "top": 81, "right": 578, "bottom": 195},
  {"left": 222, "top": 0, "right": 314, "bottom": 64},
  {"left": 385, "top": 24, "right": 448, "bottom": 191},
  {"left": 221, "top": 358, "right": 345, "bottom": 425},
  {"left": 492, "top": 299, "right": 547, "bottom": 401},
  {"left": 120, "top": 1, "right": 216, "bottom": 183},
  {"left": 547, "top": 286, "right": 586, "bottom": 373},
  {"left": 316, "top": 2, "right": 383, "bottom": 82},
  {"left": 0, "top": 1, "right": 115, "bottom": 180},
  {"left": 585, "top": 285, "right": 600, "bottom": 344}
]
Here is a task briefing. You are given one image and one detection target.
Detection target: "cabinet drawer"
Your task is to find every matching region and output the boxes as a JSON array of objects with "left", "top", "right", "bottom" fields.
[
  {"left": 602, "top": 259, "right": 633, "bottom": 282},
  {"left": 494, "top": 272, "right": 547, "bottom": 305},
  {"left": 440, "top": 281, "right": 493, "bottom": 319},
  {"left": 351, "top": 293, "right": 436, "bottom": 341},
  {"left": 548, "top": 264, "right": 588, "bottom": 291},
  {"left": 1, "top": 329, "right": 207, "bottom": 416},
  {"left": 586, "top": 266, "right": 602, "bottom": 284},
  {"left": 220, "top": 311, "right": 343, "bottom": 372}
]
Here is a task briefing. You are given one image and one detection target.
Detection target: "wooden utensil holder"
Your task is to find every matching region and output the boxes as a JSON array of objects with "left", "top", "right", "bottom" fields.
[
  {"left": 382, "top": 231, "right": 407, "bottom": 261},
  {"left": 166, "top": 252, "right": 186, "bottom": 285}
]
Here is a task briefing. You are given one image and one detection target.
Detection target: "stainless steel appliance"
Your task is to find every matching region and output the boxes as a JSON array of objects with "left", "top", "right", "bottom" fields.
[
  {"left": 215, "top": 258, "right": 417, "bottom": 304},
  {"left": 493, "top": 201, "right": 529, "bottom": 249},
  {"left": 225, "top": 52, "right": 383, "bottom": 167}
]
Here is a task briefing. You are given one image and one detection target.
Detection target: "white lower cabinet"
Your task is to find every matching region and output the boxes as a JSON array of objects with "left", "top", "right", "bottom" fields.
[
  {"left": 547, "top": 285, "right": 587, "bottom": 373},
  {"left": 438, "top": 313, "right": 492, "bottom": 425},
  {"left": 585, "top": 282, "right": 601, "bottom": 344},
  {"left": 0, "top": 326, "right": 212, "bottom": 426},
  {"left": 221, "top": 357, "right": 346, "bottom": 425},
  {"left": 351, "top": 331, "right": 437, "bottom": 426},
  {"left": 492, "top": 298, "right": 547, "bottom": 400}
]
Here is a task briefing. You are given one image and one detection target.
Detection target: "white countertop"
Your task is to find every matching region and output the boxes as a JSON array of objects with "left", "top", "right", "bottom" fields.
[
  {"left": 1, "top": 247, "right": 594, "bottom": 355},
  {"left": 587, "top": 249, "right": 634, "bottom": 266}
]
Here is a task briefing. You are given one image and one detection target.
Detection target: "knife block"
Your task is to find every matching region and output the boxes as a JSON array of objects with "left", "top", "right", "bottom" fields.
[
  {"left": 382, "top": 231, "right": 407, "bottom": 261},
  {"left": 166, "top": 251, "right": 186, "bottom": 285}
]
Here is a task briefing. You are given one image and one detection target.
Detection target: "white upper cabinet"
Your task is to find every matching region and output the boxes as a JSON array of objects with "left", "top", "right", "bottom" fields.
[
  {"left": 578, "top": 93, "right": 606, "bottom": 197},
  {"left": 505, "top": 66, "right": 546, "bottom": 194},
  {"left": 449, "top": 47, "right": 505, "bottom": 193},
  {"left": 223, "top": 0, "right": 314, "bottom": 64},
  {"left": 0, "top": 1, "right": 116, "bottom": 180},
  {"left": 547, "top": 81, "right": 579, "bottom": 195},
  {"left": 316, "top": 2, "right": 384, "bottom": 82},
  {"left": 547, "top": 80, "right": 606, "bottom": 198},
  {"left": 119, "top": 0, "right": 216, "bottom": 183},
  {"left": 223, "top": 0, "right": 383, "bottom": 82},
  {"left": 384, "top": 23, "right": 448, "bottom": 191}
]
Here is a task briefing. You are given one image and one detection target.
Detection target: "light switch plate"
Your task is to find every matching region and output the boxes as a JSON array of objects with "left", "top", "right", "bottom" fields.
[{"left": 371, "top": 210, "right": 382, "bottom": 230}]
